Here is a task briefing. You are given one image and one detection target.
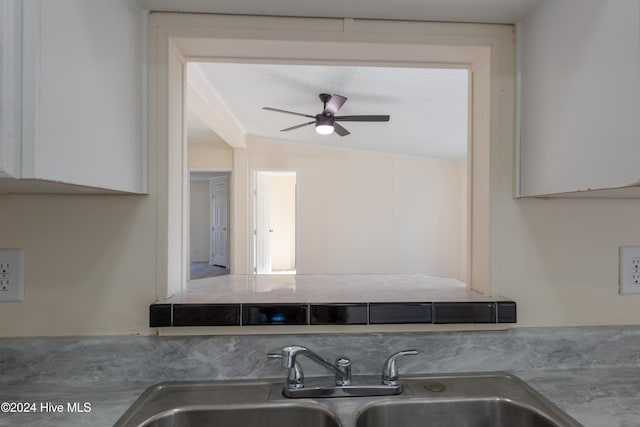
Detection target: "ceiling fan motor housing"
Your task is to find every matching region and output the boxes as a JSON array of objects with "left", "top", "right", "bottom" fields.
[
  {"left": 316, "top": 115, "right": 334, "bottom": 127},
  {"left": 319, "top": 93, "right": 332, "bottom": 104}
]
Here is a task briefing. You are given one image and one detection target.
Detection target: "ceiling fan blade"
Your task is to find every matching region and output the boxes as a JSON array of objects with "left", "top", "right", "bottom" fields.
[
  {"left": 280, "top": 121, "right": 315, "bottom": 132},
  {"left": 263, "top": 107, "right": 315, "bottom": 118},
  {"left": 334, "top": 115, "right": 390, "bottom": 122},
  {"left": 333, "top": 122, "right": 351, "bottom": 137},
  {"left": 324, "top": 94, "right": 347, "bottom": 115}
]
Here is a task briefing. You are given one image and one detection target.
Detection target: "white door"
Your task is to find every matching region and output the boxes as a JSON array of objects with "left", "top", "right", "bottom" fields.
[
  {"left": 211, "top": 180, "right": 228, "bottom": 267},
  {"left": 256, "top": 172, "right": 272, "bottom": 274}
]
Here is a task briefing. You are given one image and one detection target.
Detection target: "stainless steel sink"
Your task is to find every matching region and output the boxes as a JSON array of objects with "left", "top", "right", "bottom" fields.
[
  {"left": 140, "top": 404, "right": 340, "bottom": 427},
  {"left": 354, "top": 373, "right": 581, "bottom": 427},
  {"left": 114, "top": 380, "right": 341, "bottom": 427},
  {"left": 114, "top": 373, "right": 583, "bottom": 427},
  {"left": 356, "top": 400, "right": 561, "bottom": 427}
]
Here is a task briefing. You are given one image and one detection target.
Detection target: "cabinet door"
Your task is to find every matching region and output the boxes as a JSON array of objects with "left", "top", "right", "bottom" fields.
[
  {"left": 518, "top": 0, "right": 640, "bottom": 198},
  {"left": 1, "top": 0, "right": 147, "bottom": 194},
  {"left": 0, "top": 1, "right": 22, "bottom": 178}
]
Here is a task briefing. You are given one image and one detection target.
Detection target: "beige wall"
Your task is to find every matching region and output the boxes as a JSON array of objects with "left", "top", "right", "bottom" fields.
[
  {"left": 246, "top": 139, "right": 465, "bottom": 277},
  {"left": 187, "top": 140, "right": 233, "bottom": 169},
  {"left": 5, "top": 144, "right": 640, "bottom": 336},
  {"left": 0, "top": 194, "right": 156, "bottom": 336},
  {"left": 493, "top": 198, "right": 640, "bottom": 326}
]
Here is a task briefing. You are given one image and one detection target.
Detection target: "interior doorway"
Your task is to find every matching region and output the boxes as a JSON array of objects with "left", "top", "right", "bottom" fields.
[
  {"left": 252, "top": 170, "right": 297, "bottom": 275},
  {"left": 189, "top": 171, "right": 231, "bottom": 280}
]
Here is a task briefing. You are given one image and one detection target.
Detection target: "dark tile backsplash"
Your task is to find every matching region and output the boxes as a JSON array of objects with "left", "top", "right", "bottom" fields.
[
  {"left": 497, "top": 301, "right": 517, "bottom": 323},
  {"left": 433, "top": 302, "right": 497, "bottom": 324},
  {"left": 369, "top": 302, "right": 432, "bottom": 324},
  {"left": 149, "top": 304, "right": 172, "bottom": 327},
  {"left": 310, "top": 304, "right": 368, "bottom": 325},
  {"left": 173, "top": 304, "right": 240, "bottom": 326},
  {"left": 242, "top": 304, "right": 308, "bottom": 325},
  {"left": 151, "top": 300, "right": 516, "bottom": 327}
]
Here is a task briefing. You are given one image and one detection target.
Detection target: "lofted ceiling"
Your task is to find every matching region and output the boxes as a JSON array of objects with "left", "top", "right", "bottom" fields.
[
  {"left": 191, "top": 63, "right": 469, "bottom": 160},
  {"left": 161, "top": 0, "right": 542, "bottom": 160}
]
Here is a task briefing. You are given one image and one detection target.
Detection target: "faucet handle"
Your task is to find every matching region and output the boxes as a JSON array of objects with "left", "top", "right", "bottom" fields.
[
  {"left": 280, "top": 345, "right": 309, "bottom": 368},
  {"left": 268, "top": 353, "right": 304, "bottom": 389},
  {"left": 381, "top": 349, "right": 418, "bottom": 386}
]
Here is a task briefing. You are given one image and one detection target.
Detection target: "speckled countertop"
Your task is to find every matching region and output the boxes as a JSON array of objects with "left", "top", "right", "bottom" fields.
[{"left": 2, "top": 327, "right": 639, "bottom": 426}]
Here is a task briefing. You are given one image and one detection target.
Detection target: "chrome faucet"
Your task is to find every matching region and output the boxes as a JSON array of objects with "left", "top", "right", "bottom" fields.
[
  {"left": 267, "top": 353, "right": 304, "bottom": 389},
  {"left": 382, "top": 349, "right": 419, "bottom": 386},
  {"left": 269, "top": 346, "right": 417, "bottom": 398},
  {"left": 280, "top": 345, "right": 351, "bottom": 387}
]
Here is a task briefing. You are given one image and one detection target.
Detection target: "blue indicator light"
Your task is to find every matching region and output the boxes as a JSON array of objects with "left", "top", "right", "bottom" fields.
[{"left": 271, "top": 314, "right": 286, "bottom": 322}]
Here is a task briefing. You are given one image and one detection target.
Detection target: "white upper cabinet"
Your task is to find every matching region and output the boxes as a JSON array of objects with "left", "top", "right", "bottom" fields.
[
  {"left": 517, "top": 0, "right": 640, "bottom": 198},
  {"left": 0, "top": 1, "right": 22, "bottom": 180},
  {"left": 0, "top": 0, "right": 147, "bottom": 194}
]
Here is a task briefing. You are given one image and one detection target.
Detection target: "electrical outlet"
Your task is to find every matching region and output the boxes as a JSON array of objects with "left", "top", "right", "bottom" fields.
[
  {"left": 0, "top": 263, "right": 10, "bottom": 274},
  {"left": 620, "top": 247, "right": 640, "bottom": 295},
  {"left": 0, "top": 249, "right": 24, "bottom": 302}
]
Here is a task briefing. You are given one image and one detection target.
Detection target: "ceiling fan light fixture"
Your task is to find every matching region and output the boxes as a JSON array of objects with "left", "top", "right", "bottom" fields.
[
  {"left": 315, "top": 116, "right": 334, "bottom": 135},
  {"left": 264, "top": 93, "right": 389, "bottom": 137},
  {"left": 315, "top": 124, "right": 334, "bottom": 135}
]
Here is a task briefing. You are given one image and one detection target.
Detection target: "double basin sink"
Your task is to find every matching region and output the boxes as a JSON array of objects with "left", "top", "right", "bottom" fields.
[{"left": 114, "top": 372, "right": 583, "bottom": 427}]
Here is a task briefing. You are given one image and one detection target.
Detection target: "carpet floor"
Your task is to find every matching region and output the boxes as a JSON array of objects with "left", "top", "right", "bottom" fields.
[{"left": 189, "top": 262, "right": 230, "bottom": 280}]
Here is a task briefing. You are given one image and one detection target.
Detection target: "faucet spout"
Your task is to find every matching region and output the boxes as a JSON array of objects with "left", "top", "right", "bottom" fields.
[{"left": 281, "top": 345, "right": 351, "bottom": 386}]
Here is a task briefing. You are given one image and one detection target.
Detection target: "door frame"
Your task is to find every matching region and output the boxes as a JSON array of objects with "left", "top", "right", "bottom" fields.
[
  {"left": 188, "top": 167, "right": 232, "bottom": 280},
  {"left": 250, "top": 168, "right": 299, "bottom": 275}
]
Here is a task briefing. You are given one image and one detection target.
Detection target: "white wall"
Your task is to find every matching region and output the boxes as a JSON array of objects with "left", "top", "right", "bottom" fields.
[
  {"left": 246, "top": 139, "right": 466, "bottom": 277},
  {"left": 189, "top": 181, "right": 209, "bottom": 263},
  {"left": 457, "top": 160, "right": 468, "bottom": 282},
  {"left": 518, "top": 0, "right": 640, "bottom": 196}
]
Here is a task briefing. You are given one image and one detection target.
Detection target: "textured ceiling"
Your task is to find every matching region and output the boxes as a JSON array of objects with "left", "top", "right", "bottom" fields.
[
  {"left": 193, "top": 62, "right": 469, "bottom": 160},
  {"left": 138, "top": 0, "right": 541, "bottom": 24}
]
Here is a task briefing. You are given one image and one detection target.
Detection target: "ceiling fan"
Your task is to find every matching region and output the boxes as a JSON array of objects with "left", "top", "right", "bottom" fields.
[{"left": 262, "top": 93, "right": 390, "bottom": 137}]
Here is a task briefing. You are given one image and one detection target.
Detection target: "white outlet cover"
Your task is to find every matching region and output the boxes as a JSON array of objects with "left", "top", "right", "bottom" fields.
[
  {"left": 620, "top": 246, "right": 640, "bottom": 295},
  {"left": 0, "top": 249, "right": 24, "bottom": 302}
]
